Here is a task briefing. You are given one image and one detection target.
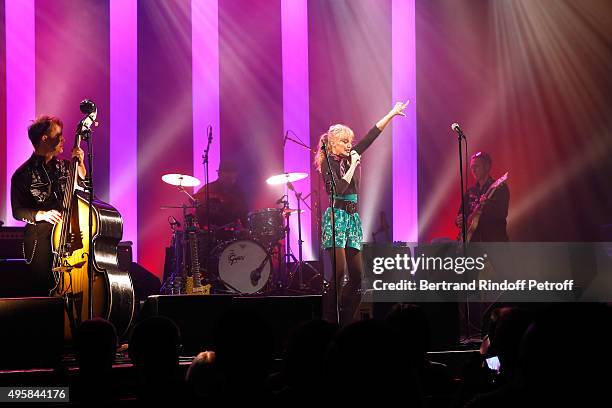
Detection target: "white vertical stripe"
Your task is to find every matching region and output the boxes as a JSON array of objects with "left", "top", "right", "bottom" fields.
[
  {"left": 192, "top": 0, "right": 220, "bottom": 189},
  {"left": 282, "top": 0, "right": 313, "bottom": 261},
  {"left": 5, "top": 0, "right": 35, "bottom": 226},
  {"left": 109, "top": 0, "right": 138, "bottom": 259},
  {"left": 392, "top": 0, "right": 418, "bottom": 242}
]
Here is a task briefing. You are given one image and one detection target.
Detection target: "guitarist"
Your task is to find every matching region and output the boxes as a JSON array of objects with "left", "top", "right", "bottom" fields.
[
  {"left": 10, "top": 115, "right": 86, "bottom": 296},
  {"left": 455, "top": 151, "right": 509, "bottom": 242}
]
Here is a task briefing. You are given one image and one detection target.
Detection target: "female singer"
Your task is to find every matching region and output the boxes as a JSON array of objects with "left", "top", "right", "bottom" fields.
[{"left": 315, "top": 101, "right": 409, "bottom": 324}]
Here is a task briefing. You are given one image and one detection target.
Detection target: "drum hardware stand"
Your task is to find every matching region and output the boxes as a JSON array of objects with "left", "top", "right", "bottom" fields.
[
  {"left": 282, "top": 131, "right": 325, "bottom": 292},
  {"left": 160, "top": 216, "right": 183, "bottom": 294},
  {"left": 270, "top": 196, "right": 297, "bottom": 294},
  {"left": 311, "top": 189, "right": 329, "bottom": 293},
  {"left": 283, "top": 132, "right": 331, "bottom": 301},
  {"left": 286, "top": 183, "right": 323, "bottom": 293},
  {"left": 261, "top": 240, "right": 284, "bottom": 294},
  {"left": 159, "top": 203, "right": 199, "bottom": 295}
]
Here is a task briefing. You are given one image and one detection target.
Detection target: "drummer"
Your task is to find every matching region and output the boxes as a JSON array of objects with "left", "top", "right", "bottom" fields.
[{"left": 194, "top": 161, "right": 248, "bottom": 230}]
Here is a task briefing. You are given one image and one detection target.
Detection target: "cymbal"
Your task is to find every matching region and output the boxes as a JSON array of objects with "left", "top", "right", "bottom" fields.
[
  {"left": 162, "top": 173, "right": 201, "bottom": 187},
  {"left": 266, "top": 172, "right": 308, "bottom": 185},
  {"left": 283, "top": 208, "right": 305, "bottom": 215}
]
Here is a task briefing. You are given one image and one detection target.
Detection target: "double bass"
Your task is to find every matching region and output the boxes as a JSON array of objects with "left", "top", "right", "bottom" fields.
[{"left": 51, "top": 101, "right": 134, "bottom": 339}]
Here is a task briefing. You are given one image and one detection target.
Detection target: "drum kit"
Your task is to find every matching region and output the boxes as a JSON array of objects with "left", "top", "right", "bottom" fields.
[{"left": 159, "top": 171, "right": 322, "bottom": 296}]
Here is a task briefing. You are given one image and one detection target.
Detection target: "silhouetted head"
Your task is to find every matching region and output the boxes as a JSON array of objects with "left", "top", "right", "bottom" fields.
[
  {"left": 129, "top": 316, "right": 181, "bottom": 372},
  {"left": 385, "top": 303, "right": 430, "bottom": 363},
  {"left": 284, "top": 319, "right": 337, "bottom": 387},
  {"left": 75, "top": 318, "right": 117, "bottom": 374},
  {"left": 212, "top": 306, "right": 274, "bottom": 383}
]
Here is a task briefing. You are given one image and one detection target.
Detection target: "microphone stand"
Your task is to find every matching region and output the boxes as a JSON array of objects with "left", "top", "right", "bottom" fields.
[
  {"left": 74, "top": 101, "right": 98, "bottom": 322},
  {"left": 455, "top": 125, "right": 472, "bottom": 342},
  {"left": 321, "top": 142, "right": 339, "bottom": 325},
  {"left": 285, "top": 131, "right": 317, "bottom": 153},
  {"left": 202, "top": 126, "right": 213, "bottom": 253},
  {"left": 81, "top": 126, "right": 95, "bottom": 321},
  {"left": 457, "top": 130, "right": 468, "bottom": 249}
]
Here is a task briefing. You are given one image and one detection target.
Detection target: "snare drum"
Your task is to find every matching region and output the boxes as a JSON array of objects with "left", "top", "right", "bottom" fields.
[
  {"left": 210, "top": 239, "right": 271, "bottom": 294},
  {"left": 248, "top": 208, "right": 285, "bottom": 244}
]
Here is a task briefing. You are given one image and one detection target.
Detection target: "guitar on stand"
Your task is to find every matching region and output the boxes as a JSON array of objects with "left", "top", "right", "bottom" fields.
[
  {"left": 159, "top": 174, "right": 211, "bottom": 295},
  {"left": 184, "top": 213, "right": 210, "bottom": 295}
]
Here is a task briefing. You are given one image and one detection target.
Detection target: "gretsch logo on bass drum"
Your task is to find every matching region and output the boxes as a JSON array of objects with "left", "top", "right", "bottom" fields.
[{"left": 227, "top": 250, "right": 245, "bottom": 265}]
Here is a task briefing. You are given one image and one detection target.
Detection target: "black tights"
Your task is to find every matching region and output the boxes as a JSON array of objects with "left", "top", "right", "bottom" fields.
[{"left": 324, "top": 247, "right": 363, "bottom": 325}]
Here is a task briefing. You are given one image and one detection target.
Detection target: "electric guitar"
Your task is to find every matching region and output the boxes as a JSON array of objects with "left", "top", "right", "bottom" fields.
[{"left": 458, "top": 172, "right": 508, "bottom": 243}]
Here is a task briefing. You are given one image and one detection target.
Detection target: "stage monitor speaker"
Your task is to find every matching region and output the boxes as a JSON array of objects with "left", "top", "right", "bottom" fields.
[
  {"left": 0, "top": 226, "right": 24, "bottom": 259},
  {"left": 137, "top": 294, "right": 322, "bottom": 355},
  {"left": 0, "top": 259, "right": 31, "bottom": 298},
  {"left": 0, "top": 297, "right": 64, "bottom": 369},
  {"left": 233, "top": 295, "right": 322, "bottom": 352},
  {"left": 137, "top": 295, "right": 234, "bottom": 355},
  {"left": 372, "top": 302, "right": 460, "bottom": 350}
]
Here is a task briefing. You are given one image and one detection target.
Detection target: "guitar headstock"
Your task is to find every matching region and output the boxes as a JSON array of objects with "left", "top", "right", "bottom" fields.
[{"left": 493, "top": 172, "right": 509, "bottom": 188}]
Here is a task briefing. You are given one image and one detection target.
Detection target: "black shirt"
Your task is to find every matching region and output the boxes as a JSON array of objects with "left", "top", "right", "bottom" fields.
[
  {"left": 194, "top": 179, "right": 248, "bottom": 227},
  {"left": 459, "top": 176, "right": 510, "bottom": 242},
  {"left": 11, "top": 154, "right": 71, "bottom": 238},
  {"left": 320, "top": 126, "right": 382, "bottom": 198}
]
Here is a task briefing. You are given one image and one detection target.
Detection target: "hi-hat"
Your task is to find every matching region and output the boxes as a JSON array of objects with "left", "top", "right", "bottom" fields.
[
  {"left": 162, "top": 173, "right": 201, "bottom": 187},
  {"left": 266, "top": 172, "right": 308, "bottom": 185},
  {"left": 283, "top": 208, "right": 305, "bottom": 215}
]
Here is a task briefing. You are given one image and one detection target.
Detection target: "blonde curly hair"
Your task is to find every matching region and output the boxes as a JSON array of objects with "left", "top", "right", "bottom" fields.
[{"left": 314, "top": 124, "right": 355, "bottom": 172}]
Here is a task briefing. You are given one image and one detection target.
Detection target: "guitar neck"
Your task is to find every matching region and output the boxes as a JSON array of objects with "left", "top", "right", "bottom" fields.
[
  {"left": 188, "top": 232, "right": 201, "bottom": 285},
  {"left": 55, "top": 136, "right": 82, "bottom": 260}
]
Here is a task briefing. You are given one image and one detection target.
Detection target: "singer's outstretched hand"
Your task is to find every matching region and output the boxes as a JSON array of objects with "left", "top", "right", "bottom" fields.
[
  {"left": 390, "top": 100, "right": 410, "bottom": 117},
  {"left": 376, "top": 100, "right": 410, "bottom": 131}
]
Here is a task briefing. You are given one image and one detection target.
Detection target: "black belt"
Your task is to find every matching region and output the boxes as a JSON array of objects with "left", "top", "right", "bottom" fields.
[{"left": 332, "top": 200, "right": 358, "bottom": 214}]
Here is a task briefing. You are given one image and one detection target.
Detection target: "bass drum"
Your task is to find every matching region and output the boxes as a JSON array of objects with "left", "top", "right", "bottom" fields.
[{"left": 212, "top": 239, "right": 271, "bottom": 294}]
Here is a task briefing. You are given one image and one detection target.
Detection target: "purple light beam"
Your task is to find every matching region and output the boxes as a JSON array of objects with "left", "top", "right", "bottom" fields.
[
  {"left": 109, "top": 0, "right": 138, "bottom": 259},
  {"left": 4, "top": 0, "right": 35, "bottom": 226},
  {"left": 281, "top": 0, "right": 313, "bottom": 260},
  {"left": 392, "top": 0, "right": 418, "bottom": 242},
  {"left": 192, "top": 0, "right": 220, "bottom": 187}
]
